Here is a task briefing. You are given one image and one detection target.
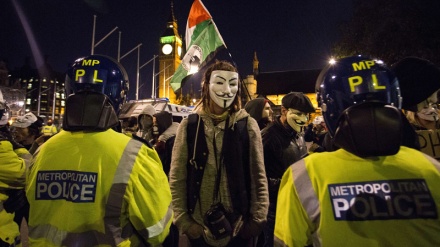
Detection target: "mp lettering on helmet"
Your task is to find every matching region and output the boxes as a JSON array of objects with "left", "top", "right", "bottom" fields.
[
  {"left": 82, "top": 59, "right": 100, "bottom": 66},
  {"left": 348, "top": 60, "right": 386, "bottom": 93},
  {"left": 75, "top": 59, "right": 104, "bottom": 83},
  {"left": 352, "top": 60, "right": 375, "bottom": 71}
]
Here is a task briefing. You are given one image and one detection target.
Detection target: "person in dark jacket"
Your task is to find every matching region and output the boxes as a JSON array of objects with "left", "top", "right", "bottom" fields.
[
  {"left": 244, "top": 98, "right": 273, "bottom": 130},
  {"left": 260, "top": 92, "right": 315, "bottom": 247},
  {"left": 152, "top": 111, "right": 178, "bottom": 176}
]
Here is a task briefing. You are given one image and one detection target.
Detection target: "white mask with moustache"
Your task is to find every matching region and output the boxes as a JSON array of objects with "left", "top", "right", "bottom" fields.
[
  {"left": 209, "top": 70, "right": 239, "bottom": 109},
  {"left": 286, "top": 108, "right": 309, "bottom": 133}
]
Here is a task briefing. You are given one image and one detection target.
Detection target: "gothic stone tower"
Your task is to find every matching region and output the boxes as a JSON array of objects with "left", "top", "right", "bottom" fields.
[{"left": 158, "top": 2, "right": 182, "bottom": 104}]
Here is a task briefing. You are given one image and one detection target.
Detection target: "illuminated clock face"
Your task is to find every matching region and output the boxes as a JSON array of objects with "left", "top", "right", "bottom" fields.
[
  {"left": 162, "top": 44, "right": 173, "bottom": 55},
  {"left": 178, "top": 46, "right": 182, "bottom": 56}
]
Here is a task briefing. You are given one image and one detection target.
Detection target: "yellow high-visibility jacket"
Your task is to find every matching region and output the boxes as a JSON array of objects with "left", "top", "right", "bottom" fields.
[
  {"left": 41, "top": 125, "right": 58, "bottom": 136},
  {"left": 26, "top": 129, "right": 173, "bottom": 247},
  {"left": 275, "top": 147, "right": 440, "bottom": 247},
  {"left": 0, "top": 139, "right": 29, "bottom": 245}
]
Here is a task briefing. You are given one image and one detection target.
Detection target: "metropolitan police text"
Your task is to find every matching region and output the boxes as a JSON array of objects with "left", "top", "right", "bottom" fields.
[{"left": 36, "top": 170, "right": 98, "bottom": 203}]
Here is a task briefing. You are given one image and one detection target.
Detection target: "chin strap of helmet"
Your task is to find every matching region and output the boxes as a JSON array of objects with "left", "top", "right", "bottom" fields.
[
  {"left": 63, "top": 91, "right": 119, "bottom": 131},
  {"left": 334, "top": 102, "right": 402, "bottom": 157}
]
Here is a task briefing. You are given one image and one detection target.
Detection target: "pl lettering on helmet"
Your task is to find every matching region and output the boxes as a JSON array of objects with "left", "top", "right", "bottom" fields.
[
  {"left": 74, "top": 59, "right": 105, "bottom": 83},
  {"left": 316, "top": 55, "right": 401, "bottom": 136},
  {"left": 66, "top": 55, "right": 129, "bottom": 113},
  {"left": 348, "top": 60, "right": 387, "bottom": 93}
]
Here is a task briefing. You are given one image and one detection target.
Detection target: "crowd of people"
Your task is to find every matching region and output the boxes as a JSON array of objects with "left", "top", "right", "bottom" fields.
[{"left": 1, "top": 54, "right": 440, "bottom": 247}]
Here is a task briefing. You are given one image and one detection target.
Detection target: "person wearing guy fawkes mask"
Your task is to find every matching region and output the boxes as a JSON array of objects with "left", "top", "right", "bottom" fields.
[
  {"left": 405, "top": 91, "right": 440, "bottom": 130},
  {"left": 392, "top": 57, "right": 440, "bottom": 131},
  {"left": 260, "top": 91, "right": 315, "bottom": 247},
  {"left": 135, "top": 104, "right": 156, "bottom": 143},
  {"left": 169, "top": 61, "right": 268, "bottom": 247}
]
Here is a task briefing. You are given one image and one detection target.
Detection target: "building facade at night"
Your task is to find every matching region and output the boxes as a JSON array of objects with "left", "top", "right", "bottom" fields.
[{"left": 5, "top": 58, "right": 66, "bottom": 124}]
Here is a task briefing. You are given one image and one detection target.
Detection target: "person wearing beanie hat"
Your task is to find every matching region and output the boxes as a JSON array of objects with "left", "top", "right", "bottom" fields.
[
  {"left": 259, "top": 91, "right": 315, "bottom": 246},
  {"left": 11, "top": 112, "right": 44, "bottom": 151},
  {"left": 244, "top": 98, "right": 273, "bottom": 130},
  {"left": 136, "top": 104, "right": 156, "bottom": 142}
]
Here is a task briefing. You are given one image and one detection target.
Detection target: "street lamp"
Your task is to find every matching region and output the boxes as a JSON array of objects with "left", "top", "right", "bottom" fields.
[
  {"left": 120, "top": 43, "right": 142, "bottom": 100},
  {"left": 139, "top": 55, "right": 158, "bottom": 99},
  {"left": 164, "top": 75, "right": 174, "bottom": 99},
  {"left": 152, "top": 64, "right": 172, "bottom": 98},
  {"left": 90, "top": 15, "right": 118, "bottom": 55}
]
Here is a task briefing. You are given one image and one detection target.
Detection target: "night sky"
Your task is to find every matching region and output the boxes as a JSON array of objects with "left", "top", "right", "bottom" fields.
[{"left": 1, "top": 0, "right": 353, "bottom": 100}]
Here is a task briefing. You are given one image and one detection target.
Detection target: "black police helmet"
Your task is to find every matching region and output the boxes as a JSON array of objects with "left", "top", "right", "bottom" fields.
[
  {"left": 316, "top": 55, "right": 402, "bottom": 137},
  {"left": 65, "top": 55, "right": 129, "bottom": 114}
]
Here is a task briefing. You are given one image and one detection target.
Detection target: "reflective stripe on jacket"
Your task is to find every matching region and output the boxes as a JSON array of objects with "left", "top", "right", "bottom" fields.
[
  {"left": 274, "top": 147, "right": 440, "bottom": 247},
  {"left": 26, "top": 129, "right": 172, "bottom": 246}
]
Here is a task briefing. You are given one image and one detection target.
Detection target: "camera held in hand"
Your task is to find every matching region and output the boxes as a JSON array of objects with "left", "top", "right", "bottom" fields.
[{"left": 204, "top": 203, "right": 232, "bottom": 239}]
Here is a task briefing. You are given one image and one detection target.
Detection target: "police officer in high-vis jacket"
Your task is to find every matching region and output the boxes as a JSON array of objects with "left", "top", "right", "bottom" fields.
[
  {"left": 26, "top": 55, "right": 173, "bottom": 246},
  {"left": 0, "top": 89, "right": 32, "bottom": 247},
  {"left": 274, "top": 55, "right": 440, "bottom": 247}
]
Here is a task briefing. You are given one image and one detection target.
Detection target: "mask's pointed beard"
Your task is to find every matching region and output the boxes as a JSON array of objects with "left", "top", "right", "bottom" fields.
[{"left": 223, "top": 99, "right": 227, "bottom": 109}]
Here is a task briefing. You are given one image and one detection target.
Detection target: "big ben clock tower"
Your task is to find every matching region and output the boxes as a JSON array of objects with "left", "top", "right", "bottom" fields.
[{"left": 158, "top": 2, "right": 182, "bottom": 104}]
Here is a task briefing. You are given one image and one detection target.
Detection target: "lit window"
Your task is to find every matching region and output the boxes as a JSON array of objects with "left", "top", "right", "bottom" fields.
[{"left": 26, "top": 99, "right": 31, "bottom": 105}]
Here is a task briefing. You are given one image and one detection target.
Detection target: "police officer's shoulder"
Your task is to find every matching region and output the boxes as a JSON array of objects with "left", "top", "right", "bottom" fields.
[{"left": 131, "top": 133, "right": 154, "bottom": 148}]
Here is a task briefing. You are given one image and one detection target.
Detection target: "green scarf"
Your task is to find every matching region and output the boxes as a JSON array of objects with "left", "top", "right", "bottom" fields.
[{"left": 204, "top": 107, "right": 230, "bottom": 126}]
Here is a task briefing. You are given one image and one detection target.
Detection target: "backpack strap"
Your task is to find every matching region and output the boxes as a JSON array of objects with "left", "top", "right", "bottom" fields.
[
  {"left": 223, "top": 117, "right": 251, "bottom": 216},
  {"left": 186, "top": 114, "right": 208, "bottom": 214}
]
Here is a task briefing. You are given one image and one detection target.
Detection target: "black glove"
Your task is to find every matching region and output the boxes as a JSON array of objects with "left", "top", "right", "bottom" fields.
[
  {"left": 0, "top": 132, "right": 7, "bottom": 142},
  {"left": 239, "top": 219, "right": 263, "bottom": 239},
  {"left": 3, "top": 189, "right": 28, "bottom": 214},
  {"left": 0, "top": 128, "right": 24, "bottom": 150}
]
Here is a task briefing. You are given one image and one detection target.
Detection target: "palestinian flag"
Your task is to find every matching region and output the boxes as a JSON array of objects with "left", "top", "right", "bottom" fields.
[{"left": 170, "top": 0, "right": 232, "bottom": 92}]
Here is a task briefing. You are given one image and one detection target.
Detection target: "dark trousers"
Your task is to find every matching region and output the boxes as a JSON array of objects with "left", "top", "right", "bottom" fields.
[
  {"left": 163, "top": 223, "right": 179, "bottom": 247},
  {"left": 189, "top": 235, "right": 257, "bottom": 247},
  {"left": 262, "top": 203, "right": 276, "bottom": 247}
]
